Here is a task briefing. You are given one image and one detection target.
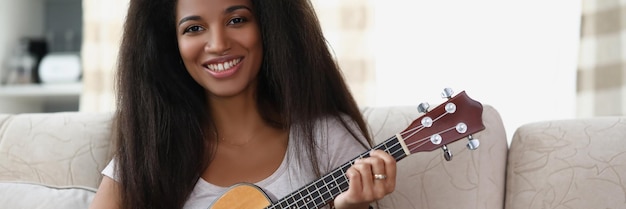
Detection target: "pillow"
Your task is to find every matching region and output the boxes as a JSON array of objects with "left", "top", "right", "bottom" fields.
[{"left": 0, "top": 182, "right": 96, "bottom": 209}]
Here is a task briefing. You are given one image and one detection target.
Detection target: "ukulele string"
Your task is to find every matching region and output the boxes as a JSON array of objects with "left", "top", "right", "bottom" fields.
[
  {"left": 268, "top": 112, "right": 455, "bottom": 209},
  {"left": 391, "top": 111, "right": 458, "bottom": 154},
  {"left": 272, "top": 134, "right": 457, "bottom": 208},
  {"left": 270, "top": 163, "right": 351, "bottom": 209},
  {"left": 400, "top": 110, "right": 450, "bottom": 141},
  {"left": 269, "top": 129, "right": 456, "bottom": 209}
]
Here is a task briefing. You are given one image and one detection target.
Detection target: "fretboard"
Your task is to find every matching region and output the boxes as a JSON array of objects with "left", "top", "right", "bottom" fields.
[{"left": 265, "top": 136, "right": 408, "bottom": 209}]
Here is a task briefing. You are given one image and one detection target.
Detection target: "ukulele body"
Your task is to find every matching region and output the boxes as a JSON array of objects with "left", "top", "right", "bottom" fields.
[{"left": 208, "top": 183, "right": 272, "bottom": 209}]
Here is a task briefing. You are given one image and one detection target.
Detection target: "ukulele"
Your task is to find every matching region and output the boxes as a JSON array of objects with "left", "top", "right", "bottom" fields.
[{"left": 208, "top": 89, "right": 485, "bottom": 209}]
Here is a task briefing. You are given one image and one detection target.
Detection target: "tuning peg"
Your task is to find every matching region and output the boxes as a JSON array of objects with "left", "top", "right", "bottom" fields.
[
  {"left": 417, "top": 102, "right": 430, "bottom": 113},
  {"left": 466, "top": 135, "right": 480, "bottom": 150},
  {"left": 442, "top": 145, "right": 452, "bottom": 161},
  {"left": 441, "top": 88, "right": 454, "bottom": 99}
]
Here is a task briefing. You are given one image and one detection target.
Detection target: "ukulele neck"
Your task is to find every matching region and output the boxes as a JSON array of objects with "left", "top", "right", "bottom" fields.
[{"left": 266, "top": 136, "right": 406, "bottom": 209}]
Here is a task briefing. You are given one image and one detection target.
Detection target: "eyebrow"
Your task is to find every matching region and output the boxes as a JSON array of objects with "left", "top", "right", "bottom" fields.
[{"left": 177, "top": 5, "right": 252, "bottom": 26}]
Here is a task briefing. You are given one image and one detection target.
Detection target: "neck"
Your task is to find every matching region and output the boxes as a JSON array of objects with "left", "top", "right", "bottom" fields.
[{"left": 208, "top": 91, "right": 266, "bottom": 144}]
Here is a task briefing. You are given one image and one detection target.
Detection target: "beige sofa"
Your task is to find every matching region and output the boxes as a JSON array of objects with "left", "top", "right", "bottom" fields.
[{"left": 1, "top": 103, "right": 625, "bottom": 209}]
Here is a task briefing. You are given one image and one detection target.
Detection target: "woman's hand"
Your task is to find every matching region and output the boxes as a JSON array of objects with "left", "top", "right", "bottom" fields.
[{"left": 333, "top": 149, "right": 397, "bottom": 209}]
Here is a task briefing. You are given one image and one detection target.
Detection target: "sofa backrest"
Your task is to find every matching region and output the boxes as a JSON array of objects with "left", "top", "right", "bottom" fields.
[
  {"left": 0, "top": 103, "right": 510, "bottom": 209},
  {"left": 363, "top": 105, "right": 508, "bottom": 209}
]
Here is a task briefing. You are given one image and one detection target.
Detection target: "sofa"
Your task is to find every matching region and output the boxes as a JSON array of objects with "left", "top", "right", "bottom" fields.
[{"left": 1, "top": 99, "right": 625, "bottom": 208}]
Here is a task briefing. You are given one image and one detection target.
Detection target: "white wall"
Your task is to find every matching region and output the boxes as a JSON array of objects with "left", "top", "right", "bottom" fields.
[
  {"left": 0, "top": 0, "right": 45, "bottom": 83},
  {"left": 372, "top": 0, "right": 582, "bottom": 143}
]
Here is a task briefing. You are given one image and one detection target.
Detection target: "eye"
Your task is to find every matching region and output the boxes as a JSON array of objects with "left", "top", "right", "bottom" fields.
[
  {"left": 227, "top": 17, "right": 247, "bottom": 25},
  {"left": 183, "top": 25, "right": 204, "bottom": 34}
]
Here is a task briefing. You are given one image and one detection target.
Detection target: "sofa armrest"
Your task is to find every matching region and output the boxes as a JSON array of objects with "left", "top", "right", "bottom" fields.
[{"left": 506, "top": 117, "right": 626, "bottom": 209}]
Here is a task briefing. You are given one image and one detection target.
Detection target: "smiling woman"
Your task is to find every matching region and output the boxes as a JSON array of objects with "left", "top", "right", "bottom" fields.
[
  {"left": 87, "top": 0, "right": 395, "bottom": 209},
  {"left": 79, "top": 0, "right": 375, "bottom": 113}
]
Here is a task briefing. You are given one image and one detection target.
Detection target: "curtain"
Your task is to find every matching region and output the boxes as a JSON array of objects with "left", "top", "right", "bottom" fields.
[
  {"left": 312, "top": 0, "right": 376, "bottom": 106},
  {"left": 577, "top": 0, "right": 626, "bottom": 117},
  {"left": 79, "top": 0, "right": 128, "bottom": 113}
]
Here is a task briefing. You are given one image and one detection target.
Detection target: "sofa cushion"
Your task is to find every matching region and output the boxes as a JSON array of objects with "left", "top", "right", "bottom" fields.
[
  {"left": 0, "top": 112, "right": 114, "bottom": 189},
  {"left": 506, "top": 117, "right": 626, "bottom": 209},
  {"left": 0, "top": 182, "right": 95, "bottom": 209}
]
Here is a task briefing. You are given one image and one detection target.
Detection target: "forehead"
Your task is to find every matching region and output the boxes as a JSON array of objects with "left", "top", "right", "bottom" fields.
[{"left": 176, "top": 0, "right": 254, "bottom": 17}]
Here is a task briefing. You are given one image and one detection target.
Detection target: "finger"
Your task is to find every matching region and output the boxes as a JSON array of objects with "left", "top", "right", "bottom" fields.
[
  {"left": 370, "top": 150, "right": 397, "bottom": 191},
  {"left": 333, "top": 171, "right": 372, "bottom": 209},
  {"left": 361, "top": 154, "right": 388, "bottom": 199},
  {"left": 352, "top": 159, "right": 373, "bottom": 194},
  {"left": 362, "top": 155, "right": 385, "bottom": 181},
  {"left": 345, "top": 166, "right": 363, "bottom": 195}
]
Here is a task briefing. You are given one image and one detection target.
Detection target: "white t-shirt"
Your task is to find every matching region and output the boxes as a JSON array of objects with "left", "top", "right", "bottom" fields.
[{"left": 102, "top": 116, "right": 369, "bottom": 209}]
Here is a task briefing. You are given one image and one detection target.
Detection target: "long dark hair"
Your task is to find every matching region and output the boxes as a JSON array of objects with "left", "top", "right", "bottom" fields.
[{"left": 115, "top": 0, "right": 372, "bottom": 208}]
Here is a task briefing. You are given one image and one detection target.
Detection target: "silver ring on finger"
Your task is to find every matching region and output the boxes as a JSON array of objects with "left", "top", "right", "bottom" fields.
[{"left": 373, "top": 174, "right": 387, "bottom": 180}]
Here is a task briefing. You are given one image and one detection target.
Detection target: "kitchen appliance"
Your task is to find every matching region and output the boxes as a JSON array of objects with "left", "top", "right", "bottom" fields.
[{"left": 38, "top": 53, "right": 81, "bottom": 84}]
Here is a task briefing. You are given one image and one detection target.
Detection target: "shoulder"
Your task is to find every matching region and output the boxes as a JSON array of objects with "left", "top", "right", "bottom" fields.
[
  {"left": 313, "top": 114, "right": 366, "bottom": 142},
  {"left": 310, "top": 114, "right": 370, "bottom": 172},
  {"left": 314, "top": 114, "right": 358, "bottom": 131},
  {"left": 313, "top": 114, "right": 369, "bottom": 149}
]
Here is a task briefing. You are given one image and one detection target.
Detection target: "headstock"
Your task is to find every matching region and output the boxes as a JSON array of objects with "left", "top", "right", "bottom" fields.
[{"left": 397, "top": 88, "right": 485, "bottom": 161}]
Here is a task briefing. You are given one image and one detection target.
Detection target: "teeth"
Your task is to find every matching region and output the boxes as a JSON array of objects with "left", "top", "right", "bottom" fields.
[{"left": 206, "top": 58, "right": 241, "bottom": 72}]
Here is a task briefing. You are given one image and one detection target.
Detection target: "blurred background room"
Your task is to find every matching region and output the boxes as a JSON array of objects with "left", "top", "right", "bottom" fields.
[{"left": 0, "top": 0, "right": 623, "bottom": 143}]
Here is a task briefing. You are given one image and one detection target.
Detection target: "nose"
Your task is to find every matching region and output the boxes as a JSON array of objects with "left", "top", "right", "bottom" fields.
[{"left": 204, "top": 27, "right": 230, "bottom": 54}]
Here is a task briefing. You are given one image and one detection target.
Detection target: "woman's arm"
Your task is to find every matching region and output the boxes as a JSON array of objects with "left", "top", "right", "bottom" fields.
[{"left": 89, "top": 176, "right": 121, "bottom": 209}]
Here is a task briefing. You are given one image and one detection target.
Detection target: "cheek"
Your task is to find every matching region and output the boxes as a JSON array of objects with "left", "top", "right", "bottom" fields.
[
  {"left": 252, "top": 37, "right": 262, "bottom": 56},
  {"left": 249, "top": 29, "right": 262, "bottom": 52},
  {"left": 178, "top": 38, "right": 202, "bottom": 63},
  {"left": 177, "top": 39, "right": 202, "bottom": 81},
  {"left": 240, "top": 28, "right": 263, "bottom": 59}
]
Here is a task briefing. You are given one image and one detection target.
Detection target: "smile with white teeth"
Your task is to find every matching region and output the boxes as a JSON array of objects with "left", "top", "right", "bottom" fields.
[{"left": 205, "top": 58, "right": 241, "bottom": 72}]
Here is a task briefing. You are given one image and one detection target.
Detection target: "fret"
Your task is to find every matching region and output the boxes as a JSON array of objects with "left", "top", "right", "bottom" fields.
[
  {"left": 321, "top": 175, "right": 334, "bottom": 202},
  {"left": 289, "top": 194, "right": 297, "bottom": 209},
  {"left": 294, "top": 192, "right": 305, "bottom": 208},
  {"left": 280, "top": 199, "right": 289, "bottom": 209},
  {"left": 390, "top": 142, "right": 406, "bottom": 160},
  {"left": 382, "top": 141, "right": 390, "bottom": 154},
  {"left": 276, "top": 195, "right": 287, "bottom": 209},
  {"left": 303, "top": 193, "right": 313, "bottom": 209},
  {"left": 312, "top": 180, "right": 325, "bottom": 204},
  {"left": 305, "top": 185, "right": 317, "bottom": 208},
  {"left": 329, "top": 170, "right": 342, "bottom": 197},
  {"left": 312, "top": 194, "right": 327, "bottom": 206},
  {"left": 337, "top": 164, "right": 350, "bottom": 192},
  {"left": 321, "top": 176, "right": 333, "bottom": 202},
  {"left": 314, "top": 183, "right": 324, "bottom": 207},
  {"left": 375, "top": 136, "right": 408, "bottom": 161}
]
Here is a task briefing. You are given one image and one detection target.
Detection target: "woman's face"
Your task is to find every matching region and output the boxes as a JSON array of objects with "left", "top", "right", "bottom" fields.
[{"left": 176, "top": 0, "right": 262, "bottom": 98}]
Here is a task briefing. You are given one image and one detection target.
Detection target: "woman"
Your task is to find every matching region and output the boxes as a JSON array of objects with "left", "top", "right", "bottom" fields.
[{"left": 89, "top": 0, "right": 396, "bottom": 208}]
